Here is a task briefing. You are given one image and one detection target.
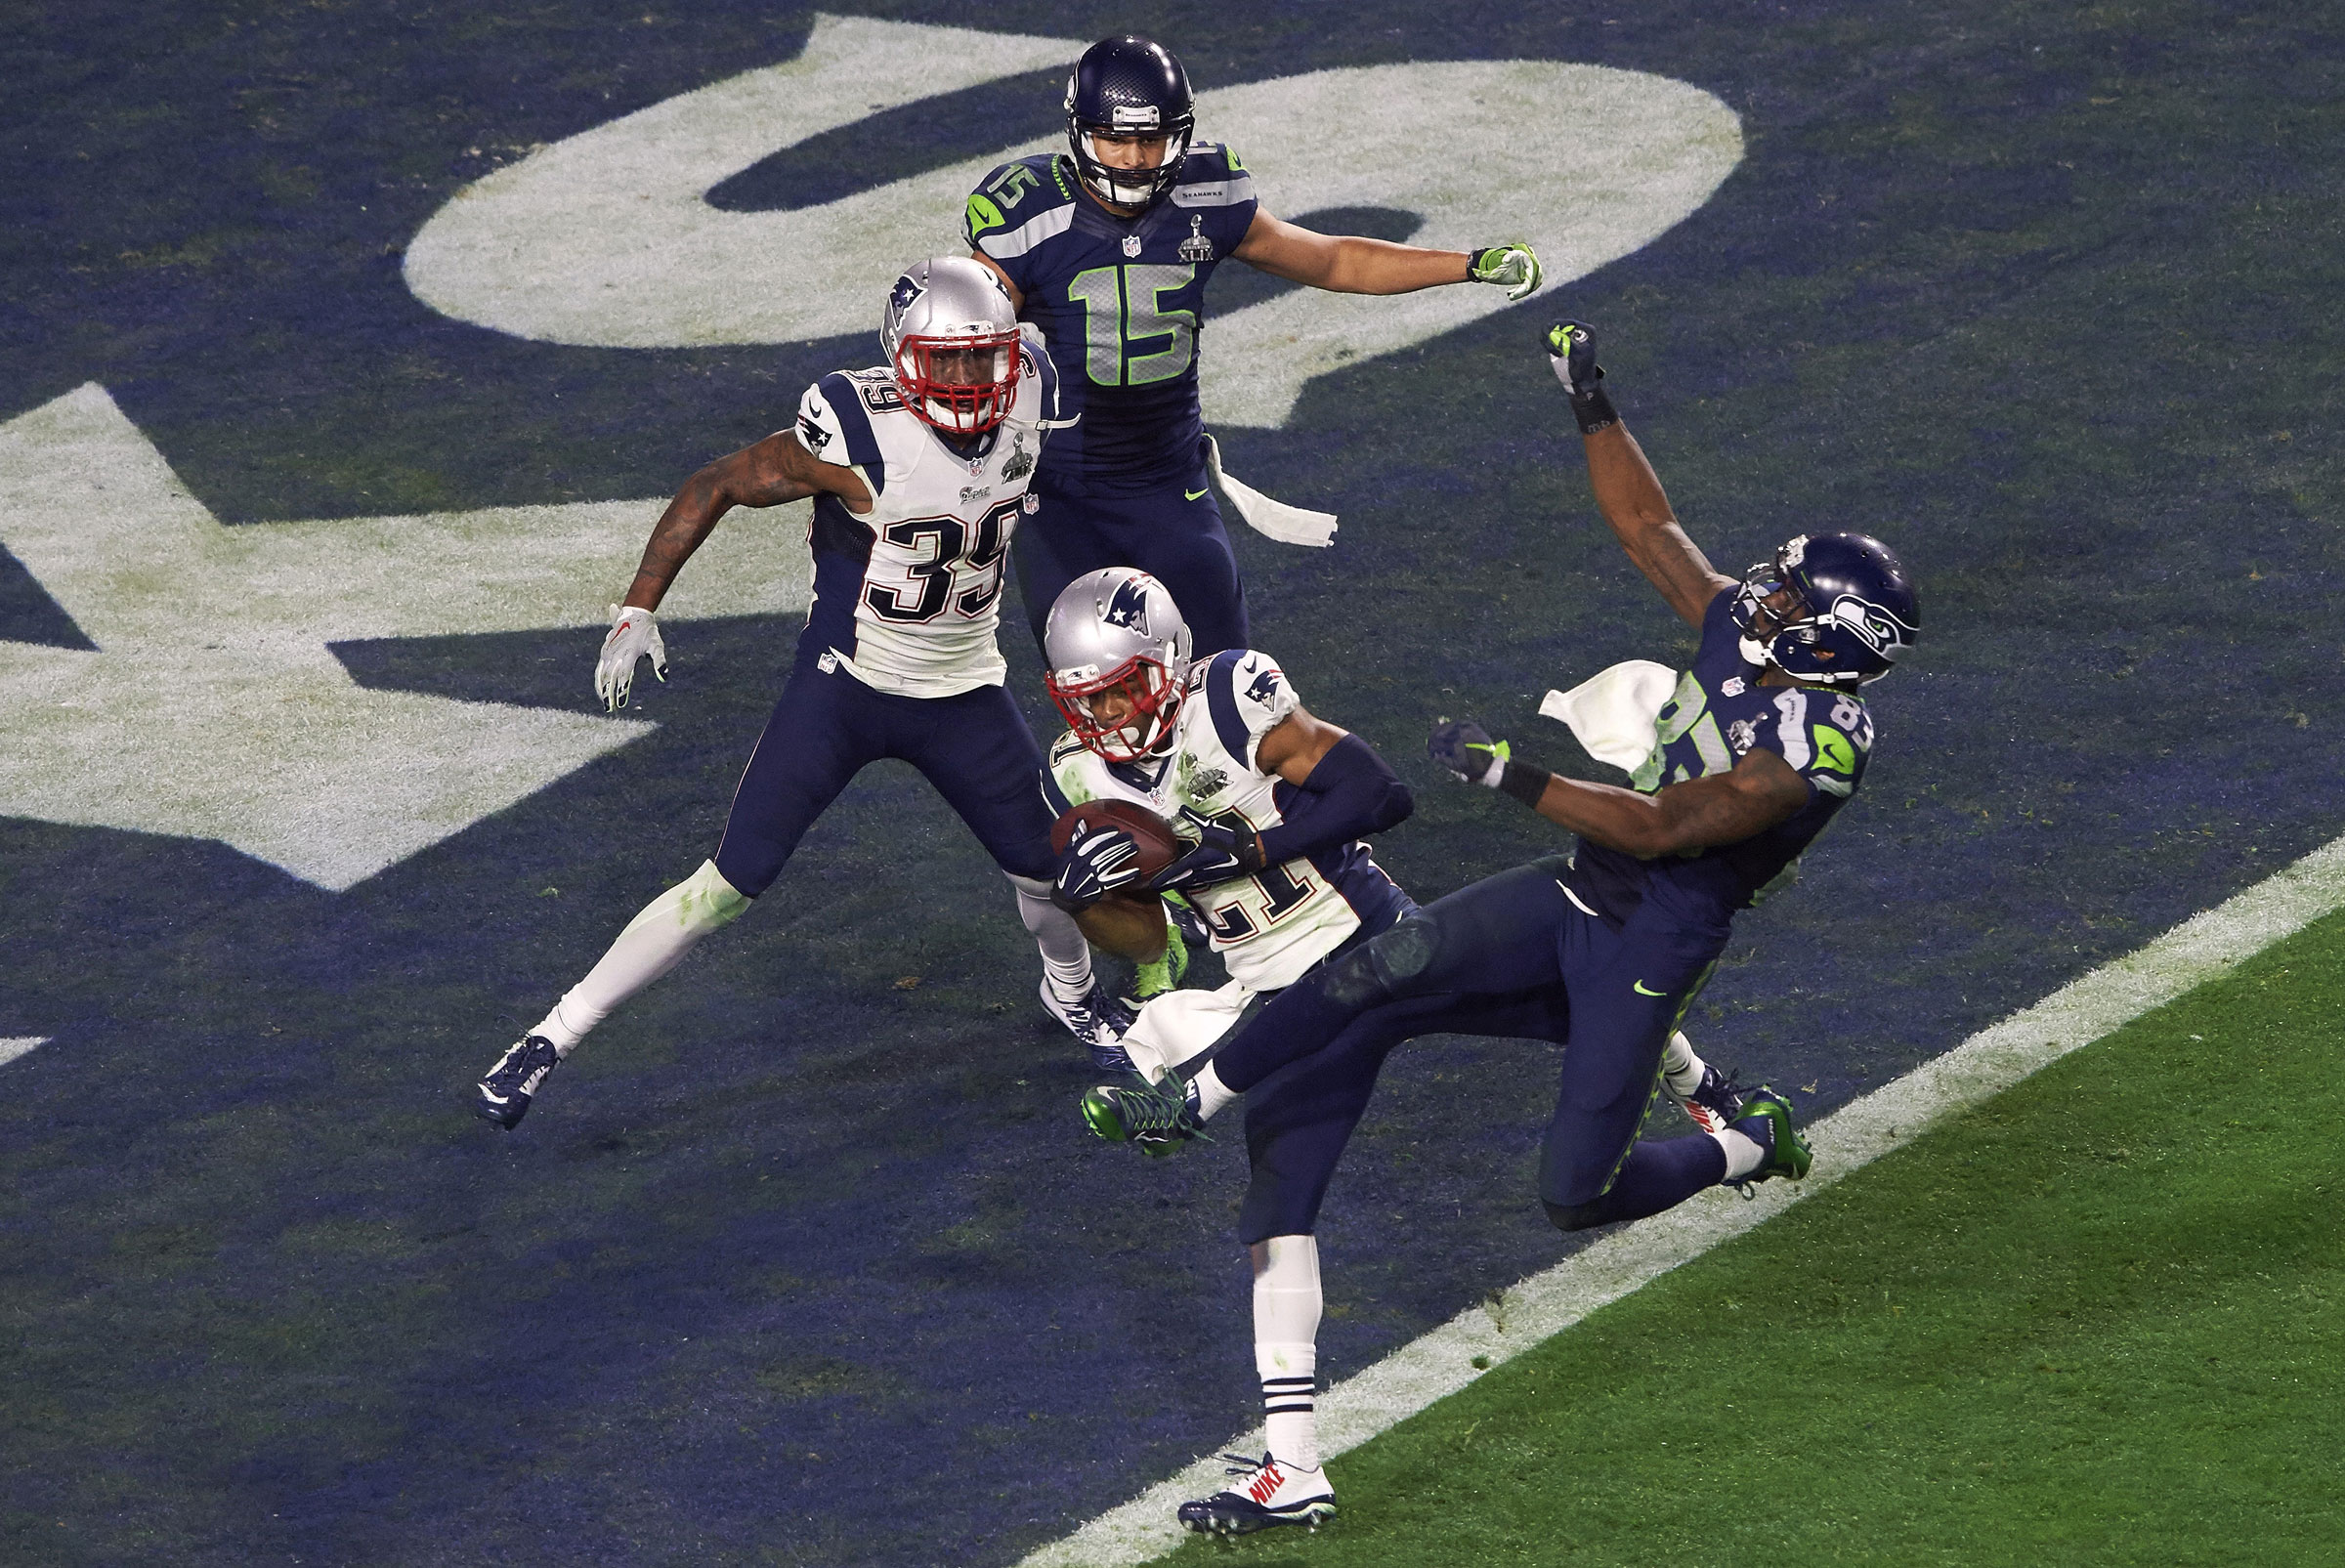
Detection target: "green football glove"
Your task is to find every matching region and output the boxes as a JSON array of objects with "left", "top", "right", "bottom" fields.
[{"left": 1468, "top": 243, "right": 1543, "bottom": 301}]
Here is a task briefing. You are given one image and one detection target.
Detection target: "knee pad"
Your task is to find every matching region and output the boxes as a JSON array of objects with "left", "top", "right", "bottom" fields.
[
  {"left": 1544, "top": 1199, "right": 1607, "bottom": 1233},
  {"left": 1321, "top": 915, "right": 1440, "bottom": 1009}
]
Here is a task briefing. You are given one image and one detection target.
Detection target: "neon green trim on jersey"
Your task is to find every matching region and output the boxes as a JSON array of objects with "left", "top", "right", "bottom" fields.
[{"left": 1812, "top": 723, "right": 1857, "bottom": 774}]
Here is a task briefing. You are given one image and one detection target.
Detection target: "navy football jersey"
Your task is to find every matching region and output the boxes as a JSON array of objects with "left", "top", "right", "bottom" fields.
[
  {"left": 1573, "top": 590, "right": 1877, "bottom": 927},
  {"left": 964, "top": 147, "right": 1258, "bottom": 488}
]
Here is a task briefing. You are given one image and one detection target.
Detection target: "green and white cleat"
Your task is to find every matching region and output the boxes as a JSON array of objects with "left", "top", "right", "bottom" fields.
[
  {"left": 1728, "top": 1084, "right": 1812, "bottom": 1190},
  {"left": 1081, "top": 1072, "right": 1206, "bottom": 1157}
]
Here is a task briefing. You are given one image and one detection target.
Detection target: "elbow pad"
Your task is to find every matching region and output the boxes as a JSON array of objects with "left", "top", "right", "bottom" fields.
[{"left": 1257, "top": 734, "right": 1413, "bottom": 865}]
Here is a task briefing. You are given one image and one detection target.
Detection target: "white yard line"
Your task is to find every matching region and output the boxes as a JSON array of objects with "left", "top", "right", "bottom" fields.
[
  {"left": 1019, "top": 832, "right": 2345, "bottom": 1567},
  {"left": 0, "top": 1038, "right": 51, "bottom": 1068}
]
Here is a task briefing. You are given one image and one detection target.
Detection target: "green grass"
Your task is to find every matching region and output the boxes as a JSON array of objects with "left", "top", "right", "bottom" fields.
[{"left": 1170, "top": 911, "right": 2345, "bottom": 1566}]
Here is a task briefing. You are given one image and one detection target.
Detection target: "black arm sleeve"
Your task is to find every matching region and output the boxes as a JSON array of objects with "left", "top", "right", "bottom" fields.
[{"left": 1255, "top": 733, "right": 1414, "bottom": 865}]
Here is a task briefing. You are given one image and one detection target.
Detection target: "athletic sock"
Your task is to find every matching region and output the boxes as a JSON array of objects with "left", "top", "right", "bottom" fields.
[
  {"left": 1254, "top": 1236, "right": 1323, "bottom": 1471},
  {"left": 1660, "top": 1029, "right": 1707, "bottom": 1099},
  {"left": 1010, "top": 875, "right": 1093, "bottom": 1002},
  {"left": 1189, "top": 1061, "right": 1236, "bottom": 1121},
  {"left": 533, "top": 861, "right": 748, "bottom": 1056},
  {"left": 1711, "top": 1123, "right": 1768, "bottom": 1180}
]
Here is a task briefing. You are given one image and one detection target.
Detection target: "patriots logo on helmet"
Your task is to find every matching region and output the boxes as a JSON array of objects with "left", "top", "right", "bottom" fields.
[
  {"left": 1103, "top": 576, "right": 1153, "bottom": 631},
  {"left": 889, "top": 274, "right": 925, "bottom": 314}
]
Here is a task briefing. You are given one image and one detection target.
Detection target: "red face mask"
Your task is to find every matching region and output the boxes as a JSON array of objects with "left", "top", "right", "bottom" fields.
[{"left": 893, "top": 330, "right": 1023, "bottom": 436}]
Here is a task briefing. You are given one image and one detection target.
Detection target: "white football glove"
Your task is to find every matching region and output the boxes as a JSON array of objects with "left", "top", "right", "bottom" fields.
[{"left": 594, "top": 603, "right": 667, "bottom": 711}]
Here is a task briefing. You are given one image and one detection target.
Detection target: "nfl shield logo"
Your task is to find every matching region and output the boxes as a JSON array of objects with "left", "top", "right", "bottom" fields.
[{"left": 1121, "top": 234, "right": 1142, "bottom": 258}]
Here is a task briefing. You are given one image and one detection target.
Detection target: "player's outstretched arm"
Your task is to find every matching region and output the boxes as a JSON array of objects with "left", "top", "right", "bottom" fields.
[
  {"left": 1545, "top": 322, "right": 1734, "bottom": 630},
  {"left": 1232, "top": 212, "right": 1539, "bottom": 298},
  {"left": 593, "top": 431, "right": 874, "bottom": 709},
  {"left": 618, "top": 431, "right": 872, "bottom": 614},
  {"left": 1431, "top": 718, "right": 1807, "bottom": 857}
]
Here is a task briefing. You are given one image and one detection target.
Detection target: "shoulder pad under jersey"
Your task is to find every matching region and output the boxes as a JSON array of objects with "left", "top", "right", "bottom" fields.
[{"left": 965, "top": 154, "right": 1077, "bottom": 251}]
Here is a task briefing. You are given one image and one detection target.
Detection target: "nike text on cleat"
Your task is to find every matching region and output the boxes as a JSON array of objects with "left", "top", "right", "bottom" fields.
[
  {"left": 1728, "top": 1084, "right": 1813, "bottom": 1191},
  {"left": 475, "top": 1035, "right": 560, "bottom": 1130},
  {"left": 1042, "top": 979, "right": 1138, "bottom": 1074},
  {"left": 1177, "top": 1452, "right": 1336, "bottom": 1536},
  {"left": 1668, "top": 1063, "right": 1746, "bottom": 1135},
  {"left": 1081, "top": 1071, "right": 1206, "bottom": 1156}
]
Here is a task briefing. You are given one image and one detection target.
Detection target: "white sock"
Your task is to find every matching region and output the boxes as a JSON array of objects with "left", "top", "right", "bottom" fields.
[
  {"left": 1254, "top": 1235, "right": 1323, "bottom": 1471},
  {"left": 1711, "top": 1125, "right": 1767, "bottom": 1180},
  {"left": 1010, "top": 874, "right": 1094, "bottom": 1003},
  {"left": 1661, "top": 1030, "right": 1707, "bottom": 1098},
  {"left": 533, "top": 861, "right": 748, "bottom": 1055},
  {"left": 1191, "top": 1061, "right": 1236, "bottom": 1122}
]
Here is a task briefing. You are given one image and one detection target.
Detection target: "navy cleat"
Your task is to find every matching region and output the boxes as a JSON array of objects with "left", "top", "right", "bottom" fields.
[
  {"left": 1043, "top": 979, "right": 1137, "bottom": 1073},
  {"left": 1727, "top": 1084, "right": 1813, "bottom": 1193},
  {"left": 1081, "top": 1071, "right": 1205, "bottom": 1156},
  {"left": 476, "top": 1035, "right": 560, "bottom": 1129},
  {"left": 1177, "top": 1453, "right": 1336, "bottom": 1536},
  {"left": 1668, "top": 1062, "right": 1746, "bottom": 1135}
]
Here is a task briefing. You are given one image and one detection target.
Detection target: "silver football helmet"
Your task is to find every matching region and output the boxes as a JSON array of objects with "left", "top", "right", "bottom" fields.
[
  {"left": 1044, "top": 568, "right": 1194, "bottom": 763},
  {"left": 878, "top": 256, "right": 1023, "bottom": 436}
]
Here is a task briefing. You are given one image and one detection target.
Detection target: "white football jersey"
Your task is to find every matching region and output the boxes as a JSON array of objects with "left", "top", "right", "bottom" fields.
[
  {"left": 790, "top": 324, "right": 1058, "bottom": 698},
  {"left": 1044, "top": 649, "right": 1408, "bottom": 992}
]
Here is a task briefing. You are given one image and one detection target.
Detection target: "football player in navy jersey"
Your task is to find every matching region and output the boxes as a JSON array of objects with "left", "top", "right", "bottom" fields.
[
  {"left": 1089, "top": 319, "right": 1919, "bottom": 1280},
  {"left": 473, "top": 258, "right": 1134, "bottom": 1131},
  {"left": 965, "top": 34, "right": 1543, "bottom": 661}
]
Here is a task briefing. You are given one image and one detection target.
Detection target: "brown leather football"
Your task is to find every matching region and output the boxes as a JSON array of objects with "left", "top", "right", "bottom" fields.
[{"left": 1049, "top": 798, "right": 1183, "bottom": 881}]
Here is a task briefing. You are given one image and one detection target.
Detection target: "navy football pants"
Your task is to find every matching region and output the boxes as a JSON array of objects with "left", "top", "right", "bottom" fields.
[
  {"left": 1013, "top": 443, "right": 1250, "bottom": 660},
  {"left": 711, "top": 654, "right": 1057, "bottom": 897},
  {"left": 1225, "top": 857, "right": 1735, "bottom": 1238}
]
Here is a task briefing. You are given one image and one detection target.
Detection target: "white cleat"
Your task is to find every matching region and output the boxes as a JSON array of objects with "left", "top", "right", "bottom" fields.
[{"left": 1176, "top": 1452, "right": 1336, "bottom": 1536}]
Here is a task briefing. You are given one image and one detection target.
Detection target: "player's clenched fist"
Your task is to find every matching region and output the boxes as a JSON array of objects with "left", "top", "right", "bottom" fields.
[
  {"left": 1544, "top": 321, "right": 1619, "bottom": 434},
  {"left": 1428, "top": 718, "right": 1510, "bottom": 787},
  {"left": 594, "top": 603, "right": 667, "bottom": 711},
  {"left": 1054, "top": 824, "right": 1143, "bottom": 911},
  {"left": 1468, "top": 242, "right": 1544, "bottom": 301},
  {"left": 1147, "top": 807, "right": 1267, "bottom": 893}
]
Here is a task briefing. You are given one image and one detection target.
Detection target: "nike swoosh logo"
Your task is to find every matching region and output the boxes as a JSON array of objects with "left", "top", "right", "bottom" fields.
[
  {"left": 1632, "top": 980, "right": 1667, "bottom": 996},
  {"left": 1184, "top": 487, "right": 1208, "bottom": 500}
]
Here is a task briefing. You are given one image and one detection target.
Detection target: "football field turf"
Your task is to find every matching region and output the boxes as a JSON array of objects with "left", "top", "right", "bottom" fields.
[{"left": 1161, "top": 909, "right": 2345, "bottom": 1567}]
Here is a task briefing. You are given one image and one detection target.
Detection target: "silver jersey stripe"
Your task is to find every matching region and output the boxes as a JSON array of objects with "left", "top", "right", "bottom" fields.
[
  {"left": 979, "top": 203, "right": 1078, "bottom": 261},
  {"left": 1171, "top": 173, "right": 1256, "bottom": 208},
  {"left": 1772, "top": 688, "right": 1812, "bottom": 769}
]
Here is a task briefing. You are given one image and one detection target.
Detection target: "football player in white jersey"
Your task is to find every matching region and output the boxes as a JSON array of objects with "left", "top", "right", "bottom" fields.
[
  {"left": 1040, "top": 568, "right": 1752, "bottom": 1536},
  {"left": 473, "top": 258, "right": 1130, "bottom": 1130}
]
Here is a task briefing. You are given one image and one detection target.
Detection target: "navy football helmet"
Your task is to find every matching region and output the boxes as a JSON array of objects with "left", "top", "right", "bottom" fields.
[
  {"left": 1730, "top": 533, "right": 1919, "bottom": 687},
  {"left": 1064, "top": 36, "right": 1194, "bottom": 210}
]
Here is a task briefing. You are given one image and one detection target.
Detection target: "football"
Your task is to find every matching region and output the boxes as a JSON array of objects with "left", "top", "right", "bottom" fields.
[{"left": 1050, "top": 799, "right": 1184, "bottom": 882}]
